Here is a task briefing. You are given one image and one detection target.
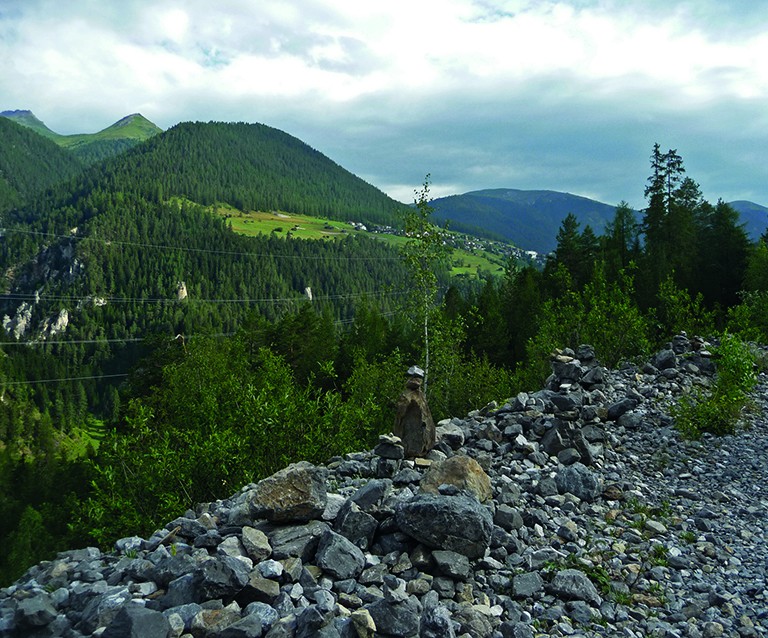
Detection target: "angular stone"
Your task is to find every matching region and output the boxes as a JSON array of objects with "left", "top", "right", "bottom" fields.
[
  {"left": 606, "top": 398, "right": 638, "bottom": 421},
  {"left": 334, "top": 500, "right": 378, "bottom": 550},
  {"left": 494, "top": 505, "right": 524, "bottom": 532},
  {"left": 315, "top": 530, "right": 366, "bottom": 580},
  {"left": 350, "top": 479, "right": 392, "bottom": 512},
  {"left": 241, "top": 574, "right": 281, "bottom": 604},
  {"left": 365, "top": 595, "right": 421, "bottom": 637},
  {"left": 548, "top": 569, "right": 602, "bottom": 606},
  {"left": 420, "top": 603, "right": 456, "bottom": 638},
  {"left": 350, "top": 608, "right": 377, "bottom": 638},
  {"left": 557, "top": 448, "right": 581, "bottom": 466},
  {"left": 555, "top": 462, "right": 602, "bottom": 502},
  {"left": 102, "top": 603, "right": 171, "bottom": 638},
  {"left": 394, "top": 493, "right": 493, "bottom": 559},
  {"left": 653, "top": 349, "right": 677, "bottom": 370},
  {"left": 79, "top": 586, "right": 132, "bottom": 634},
  {"left": 216, "top": 613, "right": 264, "bottom": 638},
  {"left": 194, "top": 555, "right": 249, "bottom": 601},
  {"left": 419, "top": 455, "right": 492, "bottom": 503},
  {"left": 431, "top": 550, "right": 470, "bottom": 581},
  {"left": 269, "top": 521, "right": 330, "bottom": 561},
  {"left": 374, "top": 433, "right": 405, "bottom": 460},
  {"left": 394, "top": 376, "right": 436, "bottom": 458},
  {"left": 242, "top": 527, "right": 272, "bottom": 563},
  {"left": 16, "top": 594, "right": 57, "bottom": 627},
  {"left": 435, "top": 421, "right": 465, "bottom": 449},
  {"left": 190, "top": 603, "right": 242, "bottom": 636},
  {"left": 250, "top": 461, "right": 328, "bottom": 523},
  {"left": 512, "top": 572, "right": 544, "bottom": 598}
]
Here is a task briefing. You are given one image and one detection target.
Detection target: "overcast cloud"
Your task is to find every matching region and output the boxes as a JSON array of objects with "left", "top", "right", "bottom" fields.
[{"left": 2, "top": 0, "right": 767, "bottom": 208}]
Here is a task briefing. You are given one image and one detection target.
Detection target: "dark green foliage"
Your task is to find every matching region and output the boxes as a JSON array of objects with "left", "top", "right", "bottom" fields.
[
  {"left": 544, "top": 213, "right": 599, "bottom": 290},
  {"left": 430, "top": 188, "right": 618, "bottom": 253},
  {"left": 653, "top": 276, "right": 715, "bottom": 341},
  {"left": 0, "top": 117, "right": 84, "bottom": 211},
  {"left": 673, "top": 334, "right": 756, "bottom": 438},
  {"left": 69, "top": 138, "right": 144, "bottom": 165},
  {"left": 515, "top": 266, "right": 650, "bottom": 388},
  {"left": 78, "top": 121, "right": 402, "bottom": 223}
]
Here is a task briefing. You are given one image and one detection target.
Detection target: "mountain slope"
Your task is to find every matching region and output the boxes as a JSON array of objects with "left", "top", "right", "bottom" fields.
[
  {"left": 431, "top": 188, "right": 618, "bottom": 253},
  {"left": 0, "top": 109, "right": 61, "bottom": 139},
  {"left": 0, "top": 111, "right": 162, "bottom": 164},
  {"left": 1, "top": 120, "right": 412, "bottom": 343},
  {"left": 0, "top": 117, "right": 84, "bottom": 212},
  {"left": 728, "top": 200, "right": 768, "bottom": 240},
  {"left": 432, "top": 189, "right": 768, "bottom": 253},
  {"left": 71, "top": 120, "right": 403, "bottom": 224}
]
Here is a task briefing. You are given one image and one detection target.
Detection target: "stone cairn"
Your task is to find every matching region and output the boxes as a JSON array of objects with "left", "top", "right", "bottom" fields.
[
  {"left": 3, "top": 335, "right": 768, "bottom": 637},
  {"left": 393, "top": 366, "right": 436, "bottom": 459}
]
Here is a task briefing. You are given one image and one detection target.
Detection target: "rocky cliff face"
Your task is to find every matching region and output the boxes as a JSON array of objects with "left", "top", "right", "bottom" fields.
[{"left": 2, "top": 336, "right": 768, "bottom": 637}]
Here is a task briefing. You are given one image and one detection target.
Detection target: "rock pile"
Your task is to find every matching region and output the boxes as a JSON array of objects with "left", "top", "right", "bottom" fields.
[{"left": 3, "top": 336, "right": 768, "bottom": 637}]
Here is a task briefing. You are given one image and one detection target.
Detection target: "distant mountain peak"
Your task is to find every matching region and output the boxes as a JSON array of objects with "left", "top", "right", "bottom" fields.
[
  {"left": 1, "top": 109, "right": 34, "bottom": 117},
  {"left": 0, "top": 109, "right": 60, "bottom": 138},
  {"left": 111, "top": 113, "right": 151, "bottom": 128}
]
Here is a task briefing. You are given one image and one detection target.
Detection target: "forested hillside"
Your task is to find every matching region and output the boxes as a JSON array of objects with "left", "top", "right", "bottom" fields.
[
  {"left": 57, "top": 120, "right": 403, "bottom": 221},
  {"left": 2, "top": 132, "right": 768, "bottom": 591},
  {"left": 431, "top": 188, "right": 618, "bottom": 253},
  {"left": 0, "top": 117, "right": 84, "bottom": 212}
]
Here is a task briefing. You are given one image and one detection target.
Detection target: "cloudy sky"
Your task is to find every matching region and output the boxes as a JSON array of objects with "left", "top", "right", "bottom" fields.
[{"left": 2, "top": 0, "right": 767, "bottom": 208}]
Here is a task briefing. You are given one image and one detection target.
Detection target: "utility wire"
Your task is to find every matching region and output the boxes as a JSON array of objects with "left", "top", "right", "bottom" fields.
[
  {"left": 1, "top": 373, "right": 129, "bottom": 386},
  {"left": 1, "top": 227, "right": 404, "bottom": 261}
]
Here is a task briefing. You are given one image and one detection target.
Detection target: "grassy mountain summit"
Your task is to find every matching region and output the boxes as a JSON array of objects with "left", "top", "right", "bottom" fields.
[
  {"left": 0, "top": 110, "right": 162, "bottom": 164},
  {"left": 0, "top": 109, "right": 61, "bottom": 139}
]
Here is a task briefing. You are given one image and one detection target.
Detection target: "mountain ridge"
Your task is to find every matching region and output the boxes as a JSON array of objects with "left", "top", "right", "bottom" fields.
[
  {"left": 0, "top": 109, "right": 162, "bottom": 164},
  {"left": 431, "top": 188, "right": 768, "bottom": 253}
]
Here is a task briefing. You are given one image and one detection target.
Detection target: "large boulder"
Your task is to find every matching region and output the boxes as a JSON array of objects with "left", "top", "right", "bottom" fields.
[
  {"left": 555, "top": 462, "right": 602, "bottom": 502},
  {"left": 250, "top": 461, "right": 328, "bottom": 523},
  {"left": 102, "top": 604, "right": 171, "bottom": 638},
  {"left": 315, "top": 529, "right": 366, "bottom": 580},
  {"left": 394, "top": 493, "right": 493, "bottom": 559},
  {"left": 548, "top": 569, "right": 603, "bottom": 606},
  {"left": 419, "top": 455, "right": 492, "bottom": 502}
]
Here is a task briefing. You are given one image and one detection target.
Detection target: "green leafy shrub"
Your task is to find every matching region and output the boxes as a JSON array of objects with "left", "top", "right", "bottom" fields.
[
  {"left": 515, "top": 266, "right": 651, "bottom": 389},
  {"left": 672, "top": 333, "right": 756, "bottom": 438},
  {"left": 726, "top": 290, "right": 768, "bottom": 343},
  {"left": 654, "top": 275, "right": 715, "bottom": 340}
]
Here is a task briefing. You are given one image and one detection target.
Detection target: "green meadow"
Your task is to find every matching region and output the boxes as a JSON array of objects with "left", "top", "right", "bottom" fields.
[{"left": 214, "top": 205, "right": 506, "bottom": 278}]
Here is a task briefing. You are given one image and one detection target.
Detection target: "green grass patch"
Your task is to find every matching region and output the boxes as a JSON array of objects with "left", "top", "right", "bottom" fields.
[{"left": 214, "top": 206, "right": 505, "bottom": 278}]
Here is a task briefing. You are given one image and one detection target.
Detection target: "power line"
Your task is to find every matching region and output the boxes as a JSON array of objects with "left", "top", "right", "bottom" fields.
[
  {"left": 2, "top": 373, "right": 129, "bottom": 386},
  {"left": 1, "top": 227, "right": 404, "bottom": 261}
]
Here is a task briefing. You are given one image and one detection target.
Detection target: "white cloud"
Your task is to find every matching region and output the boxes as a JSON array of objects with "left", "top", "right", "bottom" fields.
[{"left": 2, "top": 0, "right": 768, "bottom": 206}]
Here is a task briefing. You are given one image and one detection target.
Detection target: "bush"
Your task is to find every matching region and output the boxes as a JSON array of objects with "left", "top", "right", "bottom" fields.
[
  {"left": 672, "top": 333, "right": 756, "bottom": 438},
  {"left": 654, "top": 276, "right": 715, "bottom": 341},
  {"left": 515, "top": 266, "right": 650, "bottom": 389}
]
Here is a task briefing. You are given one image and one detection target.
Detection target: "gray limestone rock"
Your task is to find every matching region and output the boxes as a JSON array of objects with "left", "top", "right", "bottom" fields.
[
  {"left": 555, "top": 462, "right": 602, "bottom": 502},
  {"left": 250, "top": 462, "right": 328, "bottom": 523},
  {"left": 315, "top": 530, "right": 366, "bottom": 580},
  {"left": 548, "top": 569, "right": 603, "bottom": 606},
  {"left": 394, "top": 493, "right": 493, "bottom": 559},
  {"left": 102, "top": 604, "right": 171, "bottom": 638}
]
